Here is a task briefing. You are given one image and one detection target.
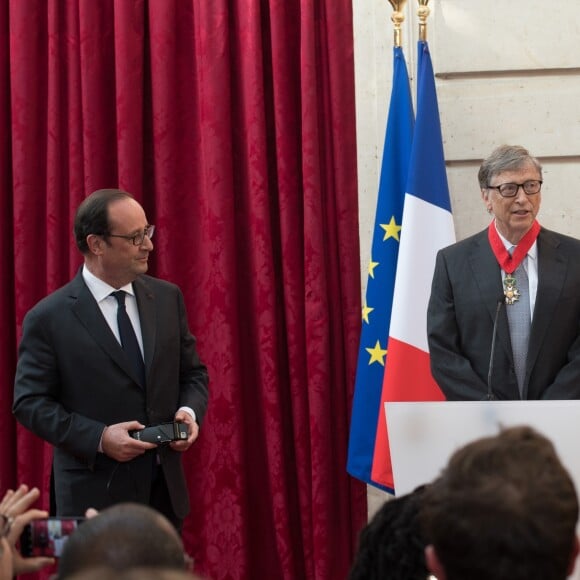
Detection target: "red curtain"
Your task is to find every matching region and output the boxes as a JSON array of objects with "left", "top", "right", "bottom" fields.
[{"left": 0, "top": 1, "right": 367, "bottom": 578}]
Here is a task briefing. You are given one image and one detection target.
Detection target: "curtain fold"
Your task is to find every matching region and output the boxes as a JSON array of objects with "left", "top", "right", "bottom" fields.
[
  {"left": 0, "top": 0, "right": 17, "bottom": 497},
  {"left": 1, "top": 1, "right": 366, "bottom": 578}
]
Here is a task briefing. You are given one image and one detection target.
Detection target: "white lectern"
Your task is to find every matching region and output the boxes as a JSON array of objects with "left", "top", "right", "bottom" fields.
[{"left": 385, "top": 400, "right": 580, "bottom": 580}]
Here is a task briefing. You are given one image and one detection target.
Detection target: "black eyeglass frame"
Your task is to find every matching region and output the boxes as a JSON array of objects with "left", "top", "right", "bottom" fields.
[
  {"left": 105, "top": 224, "right": 155, "bottom": 246},
  {"left": 486, "top": 180, "right": 543, "bottom": 198}
]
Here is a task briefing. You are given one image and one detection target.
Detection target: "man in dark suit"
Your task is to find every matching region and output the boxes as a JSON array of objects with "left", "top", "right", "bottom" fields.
[
  {"left": 427, "top": 145, "right": 580, "bottom": 400},
  {"left": 13, "top": 189, "right": 209, "bottom": 529}
]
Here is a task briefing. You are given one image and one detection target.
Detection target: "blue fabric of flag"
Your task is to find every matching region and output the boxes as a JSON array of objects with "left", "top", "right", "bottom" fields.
[
  {"left": 346, "top": 46, "right": 414, "bottom": 489},
  {"left": 406, "top": 42, "right": 451, "bottom": 212}
]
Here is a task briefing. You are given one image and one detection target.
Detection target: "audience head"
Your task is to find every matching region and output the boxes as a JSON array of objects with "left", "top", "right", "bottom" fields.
[
  {"left": 421, "top": 426, "right": 579, "bottom": 580},
  {"left": 65, "top": 566, "right": 203, "bottom": 580},
  {"left": 56, "top": 503, "right": 189, "bottom": 579},
  {"left": 349, "top": 485, "right": 430, "bottom": 580}
]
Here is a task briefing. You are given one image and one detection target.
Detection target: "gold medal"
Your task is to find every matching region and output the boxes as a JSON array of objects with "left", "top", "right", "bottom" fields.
[{"left": 503, "top": 274, "right": 520, "bottom": 305}]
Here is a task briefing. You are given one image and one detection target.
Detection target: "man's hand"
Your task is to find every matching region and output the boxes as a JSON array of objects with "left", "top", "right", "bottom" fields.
[
  {"left": 101, "top": 421, "right": 157, "bottom": 462},
  {"left": 170, "top": 411, "right": 199, "bottom": 452}
]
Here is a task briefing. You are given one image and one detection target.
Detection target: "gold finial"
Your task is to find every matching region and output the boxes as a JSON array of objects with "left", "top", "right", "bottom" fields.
[
  {"left": 388, "top": 1, "right": 408, "bottom": 48},
  {"left": 417, "top": 0, "right": 430, "bottom": 42}
]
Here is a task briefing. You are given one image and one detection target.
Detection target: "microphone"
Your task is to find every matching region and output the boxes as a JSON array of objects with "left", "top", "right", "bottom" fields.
[{"left": 486, "top": 297, "right": 505, "bottom": 401}]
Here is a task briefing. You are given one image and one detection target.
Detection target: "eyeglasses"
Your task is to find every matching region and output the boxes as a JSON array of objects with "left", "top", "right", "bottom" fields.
[
  {"left": 486, "top": 180, "right": 542, "bottom": 198},
  {"left": 106, "top": 225, "right": 155, "bottom": 246},
  {"left": 0, "top": 514, "right": 13, "bottom": 538}
]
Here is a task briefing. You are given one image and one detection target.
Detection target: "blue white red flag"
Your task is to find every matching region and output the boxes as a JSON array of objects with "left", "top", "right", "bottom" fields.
[
  {"left": 371, "top": 41, "right": 456, "bottom": 490},
  {"left": 347, "top": 47, "right": 414, "bottom": 490}
]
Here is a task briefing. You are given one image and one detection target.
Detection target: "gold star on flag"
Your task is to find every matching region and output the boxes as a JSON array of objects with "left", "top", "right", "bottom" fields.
[
  {"left": 368, "top": 260, "right": 379, "bottom": 278},
  {"left": 366, "top": 340, "right": 387, "bottom": 366},
  {"left": 362, "top": 303, "right": 374, "bottom": 324},
  {"left": 380, "top": 216, "right": 402, "bottom": 241}
]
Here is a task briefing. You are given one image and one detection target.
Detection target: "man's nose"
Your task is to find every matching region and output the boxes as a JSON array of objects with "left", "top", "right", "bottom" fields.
[{"left": 514, "top": 184, "right": 528, "bottom": 200}]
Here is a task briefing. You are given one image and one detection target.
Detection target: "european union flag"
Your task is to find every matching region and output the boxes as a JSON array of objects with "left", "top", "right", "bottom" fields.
[{"left": 346, "top": 46, "right": 414, "bottom": 490}]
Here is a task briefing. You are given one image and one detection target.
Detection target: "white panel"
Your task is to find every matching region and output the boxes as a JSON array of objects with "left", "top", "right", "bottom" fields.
[
  {"left": 439, "top": 75, "right": 580, "bottom": 160},
  {"left": 446, "top": 161, "right": 487, "bottom": 241},
  {"left": 433, "top": 0, "right": 580, "bottom": 73},
  {"left": 387, "top": 400, "right": 580, "bottom": 494}
]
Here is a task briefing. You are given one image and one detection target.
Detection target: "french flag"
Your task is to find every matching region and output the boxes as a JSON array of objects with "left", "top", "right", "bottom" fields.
[
  {"left": 346, "top": 46, "right": 414, "bottom": 490},
  {"left": 370, "top": 41, "right": 456, "bottom": 490}
]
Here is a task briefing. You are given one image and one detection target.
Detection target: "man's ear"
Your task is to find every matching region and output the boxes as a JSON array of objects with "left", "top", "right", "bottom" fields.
[
  {"left": 481, "top": 189, "right": 492, "bottom": 213},
  {"left": 567, "top": 535, "right": 580, "bottom": 577},
  {"left": 425, "top": 544, "right": 446, "bottom": 580},
  {"left": 86, "top": 234, "right": 104, "bottom": 255}
]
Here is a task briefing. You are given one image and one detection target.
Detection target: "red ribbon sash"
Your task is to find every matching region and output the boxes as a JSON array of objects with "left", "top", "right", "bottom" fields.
[{"left": 487, "top": 220, "right": 540, "bottom": 274}]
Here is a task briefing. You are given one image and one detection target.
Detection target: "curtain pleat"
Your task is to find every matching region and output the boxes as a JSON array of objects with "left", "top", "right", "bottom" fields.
[{"left": 0, "top": 1, "right": 366, "bottom": 578}]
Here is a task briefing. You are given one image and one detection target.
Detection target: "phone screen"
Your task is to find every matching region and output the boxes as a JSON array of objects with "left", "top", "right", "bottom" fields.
[{"left": 20, "top": 517, "right": 84, "bottom": 558}]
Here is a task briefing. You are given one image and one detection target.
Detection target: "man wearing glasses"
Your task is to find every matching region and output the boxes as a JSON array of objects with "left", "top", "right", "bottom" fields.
[
  {"left": 13, "top": 189, "right": 209, "bottom": 531},
  {"left": 427, "top": 145, "right": 580, "bottom": 400}
]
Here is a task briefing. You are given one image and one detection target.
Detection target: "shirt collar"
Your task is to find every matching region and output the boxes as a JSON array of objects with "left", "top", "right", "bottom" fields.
[
  {"left": 493, "top": 221, "right": 538, "bottom": 261},
  {"left": 82, "top": 265, "right": 135, "bottom": 303}
]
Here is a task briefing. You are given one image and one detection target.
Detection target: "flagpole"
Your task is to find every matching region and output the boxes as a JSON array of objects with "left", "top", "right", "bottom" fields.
[
  {"left": 388, "top": 1, "right": 408, "bottom": 48},
  {"left": 417, "top": 0, "right": 430, "bottom": 42}
]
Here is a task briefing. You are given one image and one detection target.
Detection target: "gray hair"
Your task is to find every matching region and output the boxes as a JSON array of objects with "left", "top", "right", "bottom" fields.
[{"left": 478, "top": 145, "right": 542, "bottom": 190}]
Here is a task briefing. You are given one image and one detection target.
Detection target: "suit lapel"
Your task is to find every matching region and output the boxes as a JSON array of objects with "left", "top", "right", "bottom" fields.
[
  {"left": 70, "top": 271, "right": 154, "bottom": 387},
  {"left": 69, "top": 273, "right": 134, "bottom": 379},
  {"left": 468, "top": 232, "right": 512, "bottom": 360},
  {"left": 526, "top": 230, "right": 567, "bottom": 384},
  {"left": 134, "top": 277, "right": 156, "bottom": 385}
]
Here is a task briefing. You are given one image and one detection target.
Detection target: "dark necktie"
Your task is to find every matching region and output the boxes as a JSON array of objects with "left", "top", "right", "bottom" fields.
[
  {"left": 506, "top": 250, "right": 530, "bottom": 397},
  {"left": 112, "top": 291, "right": 145, "bottom": 386}
]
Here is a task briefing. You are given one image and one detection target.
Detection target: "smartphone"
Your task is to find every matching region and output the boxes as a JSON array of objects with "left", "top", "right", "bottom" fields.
[
  {"left": 20, "top": 517, "right": 84, "bottom": 558},
  {"left": 129, "top": 421, "right": 188, "bottom": 444}
]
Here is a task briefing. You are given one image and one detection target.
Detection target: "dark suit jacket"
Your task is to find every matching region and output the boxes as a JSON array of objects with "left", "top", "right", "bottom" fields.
[
  {"left": 13, "top": 270, "right": 209, "bottom": 518},
  {"left": 427, "top": 227, "right": 580, "bottom": 400}
]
